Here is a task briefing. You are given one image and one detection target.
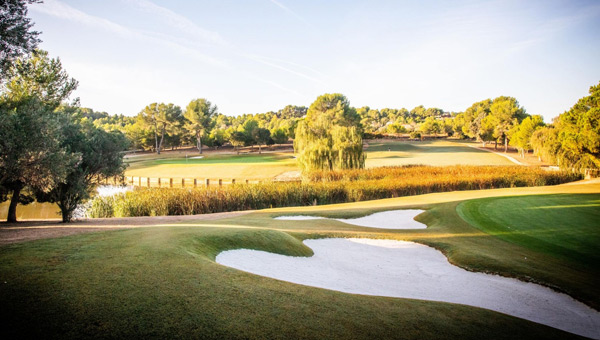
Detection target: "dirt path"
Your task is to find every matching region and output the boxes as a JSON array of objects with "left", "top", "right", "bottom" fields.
[{"left": 0, "top": 211, "right": 253, "bottom": 245}]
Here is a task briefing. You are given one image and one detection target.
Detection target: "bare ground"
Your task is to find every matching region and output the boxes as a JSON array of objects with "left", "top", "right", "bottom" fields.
[{"left": 0, "top": 211, "right": 253, "bottom": 246}]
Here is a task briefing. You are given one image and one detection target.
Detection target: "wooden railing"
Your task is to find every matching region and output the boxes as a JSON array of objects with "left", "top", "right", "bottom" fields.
[{"left": 122, "top": 176, "right": 267, "bottom": 188}]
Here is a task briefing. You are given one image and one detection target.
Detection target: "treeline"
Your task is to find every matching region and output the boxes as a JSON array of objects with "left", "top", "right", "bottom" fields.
[
  {"left": 75, "top": 102, "right": 454, "bottom": 154},
  {"left": 78, "top": 81, "right": 600, "bottom": 172}
]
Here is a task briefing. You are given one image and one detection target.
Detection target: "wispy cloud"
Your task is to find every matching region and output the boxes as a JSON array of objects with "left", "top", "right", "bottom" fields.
[
  {"left": 245, "top": 54, "right": 322, "bottom": 84},
  {"left": 121, "top": 0, "right": 227, "bottom": 46},
  {"left": 31, "top": 0, "right": 226, "bottom": 67},
  {"left": 268, "top": 0, "right": 310, "bottom": 26},
  {"left": 32, "top": 0, "right": 137, "bottom": 38},
  {"left": 121, "top": 0, "right": 321, "bottom": 83},
  {"left": 31, "top": 0, "right": 322, "bottom": 99}
]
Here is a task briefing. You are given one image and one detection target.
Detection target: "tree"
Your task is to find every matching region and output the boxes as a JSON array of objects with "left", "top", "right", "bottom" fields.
[
  {"left": 138, "top": 103, "right": 182, "bottom": 154},
  {"left": 270, "top": 127, "right": 288, "bottom": 145},
  {"left": 419, "top": 116, "right": 441, "bottom": 135},
  {"left": 0, "top": 50, "right": 78, "bottom": 222},
  {"left": 508, "top": 115, "right": 544, "bottom": 157},
  {"left": 0, "top": 0, "right": 41, "bottom": 78},
  {"left": 294, "top": 93, "right": 365, "bottom": 172},
  {"left": 35, "top": 117, "right": 128, "bottom": 222},
  {"left": 2, "top": 50, "right": 78, "bottom": 108},
  {"left": 0, "top": 97, "right": 77, "bottom": 222},
  {"left": 229, "top": 131, "right": 246, "bottom": 154},
  {"left": 462, "top": 99, "right": 492, "bottom": 141},
  {"left": 252, "top": 127, "right": 271, "bottom": 153},
  {"left": 531, "top": 126, "right": 560, "bottom": 163},
  {"left": 489, "top": 96, "right": 527, "bottom": 151},
  {"left": 553, "top": 82, "right": 600, "bottom": 170},
  {"left": 184, "top": 98, "right": 217, "bottom": 154}
]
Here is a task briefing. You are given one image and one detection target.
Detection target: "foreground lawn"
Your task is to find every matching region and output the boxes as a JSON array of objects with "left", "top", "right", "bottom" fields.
[{"left": 0, "top": 182, "right": 598, "bottom": 339}]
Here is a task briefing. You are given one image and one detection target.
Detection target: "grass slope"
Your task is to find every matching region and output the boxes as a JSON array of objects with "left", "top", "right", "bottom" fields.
[
  {"left": 1, "top": 181, "right": 598, "bottom": 339},
  {"left": 457, "top": 194, "right": 600, "bottom": 267}
]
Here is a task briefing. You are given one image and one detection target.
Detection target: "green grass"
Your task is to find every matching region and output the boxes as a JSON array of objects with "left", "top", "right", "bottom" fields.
[
  {"left": 124, "top": 140, "right": 514, "bottom": 180},
  {"left": 457, "top": 194, "right": 600, "bottom": 269},
  {"left": 1, "top": 182, "right": 598, "bottom": 339},
  {"left": 365, "top": 140, "right": 514, "bottom": 168},
  {"left": 125, "top": 152, "right": 297, "bottom": 180}
]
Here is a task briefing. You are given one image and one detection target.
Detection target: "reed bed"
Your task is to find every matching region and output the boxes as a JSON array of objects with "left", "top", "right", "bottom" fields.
[{"left": 87, "top": 165, "right": 581, "bottom": 218}]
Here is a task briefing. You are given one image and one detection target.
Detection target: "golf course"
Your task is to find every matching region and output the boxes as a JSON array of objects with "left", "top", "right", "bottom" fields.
[
  {"left": 2, "top": 2, "right": 599, "bottom": 338},
  {"left": 1, "top": 178, "right": 598, "bottom": 339},
  {"left": 123, "top": 140, "right": 516, "bottom": 181}
]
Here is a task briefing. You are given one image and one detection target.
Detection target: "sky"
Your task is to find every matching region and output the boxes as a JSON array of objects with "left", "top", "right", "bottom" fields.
[{"left": 28, "top": 0, "right": 600, "bottom": 121}]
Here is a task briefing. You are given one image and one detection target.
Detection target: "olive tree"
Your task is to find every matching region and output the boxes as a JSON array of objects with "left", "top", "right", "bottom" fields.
[
  {"left": 0, "top": 50, "right": 78, "bottom": 222},
  {"left": 35, "top": 117, "right": 129, "bottom": 222}
]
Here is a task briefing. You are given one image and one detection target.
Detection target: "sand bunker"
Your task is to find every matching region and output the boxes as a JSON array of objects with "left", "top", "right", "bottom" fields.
[
  {"left": 190, "top": 156, "right": 204, "bottom": 159},
  {"left": 274, "top": 210, "right": 426, "bottom": 229},
  {"left": 216, "top": 238, "right": 600, "bottom": 339}
]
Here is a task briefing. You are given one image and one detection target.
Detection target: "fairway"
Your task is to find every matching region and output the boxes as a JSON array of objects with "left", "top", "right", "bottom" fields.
[
  {"left": 365, "top": 140, "right": 514, "bottom": 167},
  {"left": 125, "top": 152, "right": 298, "bottom": 180},
  {"left": 1, "top": 181, "right": 598, "bottom": 339},
  {"left": 124, "top": 140, "right": 515, "bottom": 180}
]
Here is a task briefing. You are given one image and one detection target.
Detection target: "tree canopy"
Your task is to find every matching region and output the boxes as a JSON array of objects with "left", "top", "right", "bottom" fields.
[
  {"left": 0, "top": 0, "right": 41, "bottom": 78},
  {"left": 294, "top": 93, "right": 365, "bottom": 172},
  {"left": 184, "top": 98, "right": 217, "bottom": 154}
]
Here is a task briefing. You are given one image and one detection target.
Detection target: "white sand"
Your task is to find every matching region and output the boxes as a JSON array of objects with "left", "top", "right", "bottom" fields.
[
  {"left": 274, "top": 209, "right": 426, "bottom": 229},
  {"left": 216, "top": 238, "right": 600, "bottom": 339},
  {"left": 190, "top": 156, "right": 204, "bottom": 159}
]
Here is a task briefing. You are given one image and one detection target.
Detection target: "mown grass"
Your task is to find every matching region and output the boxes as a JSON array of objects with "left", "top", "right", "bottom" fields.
[
  {"left": 365, "top": 140, "right": 514, "bottom": 167},
  {"left": 2, "top": 184, "right": 597, "bottom": 339},
  {"left": 124, "top": 140, "right": 514, "bottom": 180},
  {"left": 88, "top": 166, "right": 581, "bottom": 218},
  {"left": 125, "top": 152, "right": 297, "bottom": 180},
  {"left": 457, "top": 194, "right": 600, "bottom": 269}
]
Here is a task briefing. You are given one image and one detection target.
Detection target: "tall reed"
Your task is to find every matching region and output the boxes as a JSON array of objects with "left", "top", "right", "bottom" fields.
[{"left": 87, "top": 165, "right": 581, "bottom": 218}]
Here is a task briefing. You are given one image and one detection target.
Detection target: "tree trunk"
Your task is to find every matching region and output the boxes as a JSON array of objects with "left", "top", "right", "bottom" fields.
[
  {"left": 154, "top": 122, "right": 160, "bottom": 155},
  {"left": 59, "top": 202, "right": 72, "bottom": 223},
  {"left": 158, "top": 127, "right": 165, "bottom": 154},
  {"left": 7, "top": 184, "right": 23, "bottom": 223},
  {"left": 258, "top": 144, "right": 262, "bottom": 154},
  {"left": 504, "top": 136, "right": 508, "bottom": 152},
  {"left": 197, "top": 133, "right": 203, "bottom": 154},
  {"left": 494, "top": 141, "right": 497, "bottom": 150}
]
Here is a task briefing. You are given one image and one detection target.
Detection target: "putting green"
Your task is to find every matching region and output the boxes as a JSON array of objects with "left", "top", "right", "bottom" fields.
[{"left": 457, "top": 194, "right": 600, "bottom": 267}]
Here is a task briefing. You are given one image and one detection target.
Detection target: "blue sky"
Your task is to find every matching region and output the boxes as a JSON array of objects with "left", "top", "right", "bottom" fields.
[{"left": 29, "top": 0, "right": 600, "bottom": 121}]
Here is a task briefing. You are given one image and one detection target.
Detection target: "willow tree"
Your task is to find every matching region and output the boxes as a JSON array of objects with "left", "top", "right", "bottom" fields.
[
  {"left": 294, "top": 93, "right": 365, "bottom": 172},
  {"left": 184, "top": 98, "right": 217, "bottom": 153}
]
